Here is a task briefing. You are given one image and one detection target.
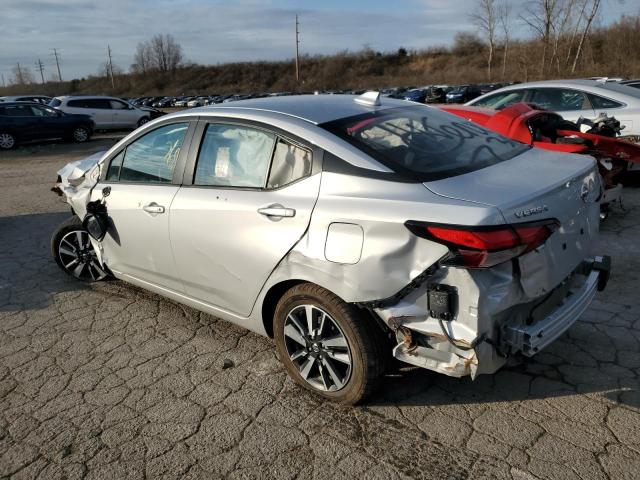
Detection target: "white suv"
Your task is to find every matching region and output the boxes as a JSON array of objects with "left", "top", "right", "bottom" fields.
[{"left": 50, "top": 96, "right": 150, "bottom": 130}]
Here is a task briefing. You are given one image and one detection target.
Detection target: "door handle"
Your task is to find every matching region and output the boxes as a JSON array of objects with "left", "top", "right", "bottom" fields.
[
  {"left": 143, "top": 202, "right": 165, "bottom": 214},
  {"left": 258, "top": 205, "right": 296, "bottom": 218}
]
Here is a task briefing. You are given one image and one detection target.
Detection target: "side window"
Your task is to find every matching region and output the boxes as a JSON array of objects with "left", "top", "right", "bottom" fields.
[
  {"left": 267, "top": 139, "right": 312, "bottom": 189},
  {"left": 194, "top": 124, "right": 276, "bottom": 188},
  {"left": 588, "top": 94, "right": 623, "bottom": 109},
  {"left": 87, "top": 99, "right": 112, "bottom": 109},
  {"left": 472, "top": 90, "right": 524, "bottom": 109},
  {"left": 106, "top": 151, "right": 124, "bottom": 181},
  {"left": 67, "top": 99, "right": 86, "bottom": 108},
  {"left": 110, "top": 100, "right": 129, "bottom": 110},
  {"left": 30, "top": 106, "right": 57, "bottom": 117},
  {"left": 4, "top": 105, "right": 34, "bottom": 116},
  {"left": 116, "top": 123, "right": 188, "bottom": 183},
  {"left": 530, "top": 88, "right": 589, "bottom": 111}
]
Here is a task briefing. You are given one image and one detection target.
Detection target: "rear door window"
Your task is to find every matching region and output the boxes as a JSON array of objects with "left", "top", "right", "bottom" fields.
[
  {"left": 530, "top": 88, "right": 589, "bottom": 111},
  {"left": 86, "top": 99, "right": 112, "bottom": 109},
  {"left": 194, "top": 124, "right": 276, "bottom": 188},
  {"left": 2, "top": 105, "right": 34, "bottom": 116},
  {"left": 321, "top": 106, "right": 528, "bottom": 181},
  {"left": 266, "top": 139, "right": 312, "bottom": 189}
]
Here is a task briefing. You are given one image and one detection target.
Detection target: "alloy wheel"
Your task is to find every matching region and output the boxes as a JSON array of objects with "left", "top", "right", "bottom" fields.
[
  {"left": 58, "top": 230, "right": 107, "bottom": 281},
  {"left": 73, "top": 127, "right": 89, "bottom": 142},
  {"left": 0, "top": 133, "right": 15, "bottom": 149},
  {"left": 283, "top": 304, "right": 352, "bottom": 391}
]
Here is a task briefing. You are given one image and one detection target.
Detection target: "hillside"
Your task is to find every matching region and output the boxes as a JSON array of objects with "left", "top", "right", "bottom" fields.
[{"left": 1, "top": 14, "right": 639, "bottom": 98}]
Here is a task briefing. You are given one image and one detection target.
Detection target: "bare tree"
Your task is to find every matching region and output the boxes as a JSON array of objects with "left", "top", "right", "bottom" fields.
[
  {"left": 132, "top": 34, "right": 183, "bottom": 74},
  {"left": 10, "top": 63, "right": 35, "bottom": 85},
  {"left": 471, "top": 0, "right": 498, "bottom": 81},
  {"left": 498, "top": 0, "right": 512, "bottom": 80},
  {"left": 521, "top": 0, "right": 561, "bottom": 76},
  {"left": 131, "top": 42, "right": 152, "bottom": 74},
  {"left": 571, "top": 0, "right": 602, "bottom": 73},
  {"left": 550, "top": 0, "right": 577, "bottom": 74}
]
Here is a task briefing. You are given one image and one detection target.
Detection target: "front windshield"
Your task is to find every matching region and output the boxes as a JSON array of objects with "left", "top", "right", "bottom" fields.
[{"left": 321, "top": 106, "right": 529, "bottom": 181}]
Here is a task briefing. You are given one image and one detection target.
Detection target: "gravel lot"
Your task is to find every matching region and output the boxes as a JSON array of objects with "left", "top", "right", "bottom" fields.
[{"left": 1, "top": 137, "right": 639, "bottom": 480}]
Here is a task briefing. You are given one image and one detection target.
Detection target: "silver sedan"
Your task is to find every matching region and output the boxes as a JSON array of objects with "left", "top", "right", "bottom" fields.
[{"left": 52, "top": 93, "right": 610, "bottom": 404}]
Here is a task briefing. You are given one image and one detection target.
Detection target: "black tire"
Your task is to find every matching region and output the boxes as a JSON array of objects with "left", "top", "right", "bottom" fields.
[
  {"left": 70, "top": 125, "right": 91, "bottom": 143},
  {"left": 137, "top": 117, "right": 150, "bottom": 128},
  {"left": 51, "top": 217, "right": 109, "bottom": 282},
  {"left": 0, "top": 131, "right": 16, "bottom": 150},
  {"left": 274, "top": 283, "right": 386, "bottom": 405}
]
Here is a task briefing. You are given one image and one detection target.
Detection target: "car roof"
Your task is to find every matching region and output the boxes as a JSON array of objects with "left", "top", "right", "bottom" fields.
[
  {"left": 193, "top": 94, "right": 413, "bottom": 124},
  {"left": 484, "top": 79, "right": 640, "bottom": 100}
]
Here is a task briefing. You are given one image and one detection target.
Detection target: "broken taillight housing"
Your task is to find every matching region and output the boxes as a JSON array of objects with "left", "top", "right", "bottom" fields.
[{"left": 405, "top": 219, "right": 558, "bottom": 268}]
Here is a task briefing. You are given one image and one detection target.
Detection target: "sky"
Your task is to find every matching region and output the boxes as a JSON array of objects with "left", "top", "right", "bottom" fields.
[{"left": 1, "top": 0, "right": 637, "bottom": 82}]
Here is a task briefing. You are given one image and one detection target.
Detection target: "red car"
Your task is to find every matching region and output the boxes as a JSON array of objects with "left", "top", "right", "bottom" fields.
[{"left": 439, "top": 102, "right": 640, "bottom": 211}]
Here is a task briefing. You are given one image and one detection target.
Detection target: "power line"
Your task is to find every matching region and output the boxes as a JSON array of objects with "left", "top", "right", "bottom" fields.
[
  {"left": 295, "top": 14, "right": 300, "bottom": 84},
  {"left": 52, "top": 48, "right": 62, "bottom": 82},
  {"left": 107, "top": 45, "right": 115, "bottom": 88},
  {"left": 35, "top": 58, "right": 45, "bottom": 84}
]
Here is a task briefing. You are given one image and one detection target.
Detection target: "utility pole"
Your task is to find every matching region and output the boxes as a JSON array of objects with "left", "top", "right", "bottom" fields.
[
  {"left": 36, "top": 58, "right": 45, "bottom": 84},
  {"left": 107, "top": 45, "right": 115, "bottom": 88},
  {"left": 16, "top": 62, "right": 24, "bottom": 85},
  {"left": 1, "top": 74, "right": 5, "bottom": 88},
  {"left": 295, "top": 14, "right": 300, "bottom": 84},
  {"left": 52, "top": 48, "right": 62, "bottom": 82}
]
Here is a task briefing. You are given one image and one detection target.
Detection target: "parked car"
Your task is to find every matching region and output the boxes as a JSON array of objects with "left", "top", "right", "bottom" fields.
[
  {"left": 403, "top": 88, "right": 427, "bottom": 103},
  {"left": 620, "top": 79, "right": 640, "bottom": 90},
  {"left": 0, "top": 101, "right": 93, "bottom": 150},
  {"left": 138, "top": 105, "right": 167, "bottom": 120},
  {"left": 466, "top": 79, "right": 640, "bottom": 139},
  {"left": 174, "top": 97, "right": 194, "bottom": 107},
  {"left": 439, "top": 102, "right": 640, "bottom": 213},
  {"left": 187, "top": 96, "right": 209, "bottom": 108},
  {"left": 0, "top": 95, "right": 52, "bottom": 104},
  {"left": 51, "top": 92, "right": 610, "bottom": 404},
  {"left": 50, "top": 96, "right": 151, "bottom": 130},
  {"left": 424, "top": 86, "right": 448, "bottom": 103},
  {"left": 152, "top": 97, "right": 174, "bottom": 108},
  {"left": 445, "top": 85, "right": 482, "bottom": 103}
]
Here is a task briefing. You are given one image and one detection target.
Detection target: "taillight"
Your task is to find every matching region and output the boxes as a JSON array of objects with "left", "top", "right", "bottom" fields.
[{"left": 405, "top": 220, "right": 558, "bottom": 268}]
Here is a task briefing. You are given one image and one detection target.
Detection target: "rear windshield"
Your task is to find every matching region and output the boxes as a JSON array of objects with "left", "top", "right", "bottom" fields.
[
  {"left": 321, "top": 106, "right": 529, "bottom": 181},
  {"left": 49, "top": 98, "right": 62, "bottom": 107}
]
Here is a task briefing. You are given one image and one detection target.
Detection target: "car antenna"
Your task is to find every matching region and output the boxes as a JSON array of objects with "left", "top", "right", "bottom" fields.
[{"left": 354, "top": 91, "right": 381, "bottom": 107}]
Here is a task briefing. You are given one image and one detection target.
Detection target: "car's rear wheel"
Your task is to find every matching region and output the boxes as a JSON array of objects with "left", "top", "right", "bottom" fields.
[
  {"left": 137, "top": 117, "right": 150, "bottom": 127},
  {"left": 71, "top": 125, "right": 90, "bottom": 143},
  {"left": 0, "top": 132, "right": 16, "bottom": 150},
  {"left": 274, "top": 283, "right": 386, "bottom": 404},
  {"left": 51, "top": 217, "right": 108, "bottom": 282}
]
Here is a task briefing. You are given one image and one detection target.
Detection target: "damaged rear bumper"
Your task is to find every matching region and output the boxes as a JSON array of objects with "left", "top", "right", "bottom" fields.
[
  {"left": 375, "top": 255, "right": 611, "bottom": 379},
  {"left": 501, "top": 256, "right": 610, "bottom": 356}
]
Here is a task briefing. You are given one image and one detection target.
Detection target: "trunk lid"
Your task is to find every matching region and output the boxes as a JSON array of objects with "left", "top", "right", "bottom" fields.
[{"left": 424, "top": 147, "right": 601, "bottom": 298}]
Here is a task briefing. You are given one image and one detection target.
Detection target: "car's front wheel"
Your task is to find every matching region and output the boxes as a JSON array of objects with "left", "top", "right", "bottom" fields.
[
  {"left": 51, "top": 217, "right": 108, "bottom": 282},
  {"left": 137, "top": 117, "right": 150, "bottom": 127},
  {"left": 0, "top": 132, "right": 16, "bottom": 150},
  {"left": 274, "top": 283, "right": 386, "bottom": 404},
  {"left": 71, "top": 125, "right": 91, "bottom": 143}
]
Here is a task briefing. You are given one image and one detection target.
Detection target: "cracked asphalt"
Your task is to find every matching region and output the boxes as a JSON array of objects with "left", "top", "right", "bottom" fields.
[{"left": 1, "top": 137, "right": 639, "bottom": 480}]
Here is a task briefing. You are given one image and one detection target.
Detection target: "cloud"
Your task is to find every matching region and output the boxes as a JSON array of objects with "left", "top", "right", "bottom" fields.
[{"left": 0, "top": 0, "right": 631, "bottom": 79}]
